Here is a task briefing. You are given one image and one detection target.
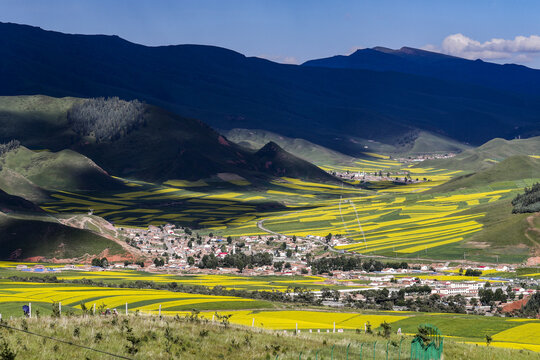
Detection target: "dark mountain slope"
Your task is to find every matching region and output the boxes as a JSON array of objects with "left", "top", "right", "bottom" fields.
[
  {"left": 0, "top": 189, "right": 42, "bottom": 213},
  {"left": 303, "top": 46, "right": 540, "bottom": 96},
  {"left": 1, "top": 23, "right": 539, "bottom": 155},
  {"left": 0, "top": 95, "right": 338, "bottom": 184},
  {"left": 224, "top": 128, "right": 357, "bottom": 166},
  {"left": 0, "top": 214, "right": 126, "bottom": 260},
  {"left": 252, "top": 142, "right": 339, "bottom": 182}
]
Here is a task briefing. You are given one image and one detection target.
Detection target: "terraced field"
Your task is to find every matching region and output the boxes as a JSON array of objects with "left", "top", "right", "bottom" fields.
[
  {"left": 36, "top": 151, "right": 540, "bottom": 261},
  {"left": 0, "top": 279, "right": 270, "bottom": 316}
]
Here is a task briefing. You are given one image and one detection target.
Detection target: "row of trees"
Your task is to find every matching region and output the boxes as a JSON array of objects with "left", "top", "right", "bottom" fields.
[
  {"left": 309, "top": 256, "right": 408, "bottom": 275},
  {"left": 198, "top": 252, "right": 273, "bottom": 272},
  {"left": 344, "top": 287, "right": 467, "bottom": 313},
  {"left": 512, "top": 183, "right": 540, "bottom": 213},
  {"left": 68, "top": 97, "right": 146, "bottom": 142}
]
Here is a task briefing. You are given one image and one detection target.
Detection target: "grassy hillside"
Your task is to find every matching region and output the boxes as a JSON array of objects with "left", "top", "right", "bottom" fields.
[
  {"left": 0, "top": 95, "right": 79, "bottom": 150},
  {"left": 430, "top": 155, "right": 540, "bottom": 193},
  {"left": 418, "top": 136, "right": 540, "bottom": 172},
  {"left": 226, "top": 129, "right": 471, "bottom": 166},
  {"left": 0, "top": 213, "right": 125, "bottom": 260},
  {"left": 402, "top": 131, "right": 472, "bottom": 155},
  {"left": 456, "top": 199, "right": 535, "bottom": 261},
  {"left": 0, "top": 146, "right": 124, "bottom": 192}
]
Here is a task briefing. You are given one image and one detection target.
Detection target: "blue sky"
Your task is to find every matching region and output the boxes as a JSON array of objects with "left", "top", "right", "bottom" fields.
[{"left": 2, "top": 0, "right": 540, "bottom": 68}]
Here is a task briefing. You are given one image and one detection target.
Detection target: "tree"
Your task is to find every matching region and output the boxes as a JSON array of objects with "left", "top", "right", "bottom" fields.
[
  {"left": 153, "top": 258, "right": 165, "bottom": 267},
  {"left": 506, "top": 285, "right": 515, "bottom": 301},
  {"left": 380, "top": 321, "right": 392, "bottom": 338},
  {"left": 512, "top": 183, "right": 540, "bottom": 213},
  {"left": 494, "top": 288, "right": 507, "bottom": 303},
  {"left": 274, "top": 261, "right": 284, "bottom": 272},
  {"left": 486, "top": 335, "right": 492, "bottom": 346},
  {"left": 325, "top": 233, "right": 332, "bottom": 242},
  {"left": 91, "top": 258, "right": 102, "bottom": 267},
  {"left": 187, "top": 256, "right": 195, "bottom": 266},
  {"left": 227, "top": 236, "right": 233, "bottom": 245},
  {"left": 286, "top": 249, "right": 293, "bottom": 258}
]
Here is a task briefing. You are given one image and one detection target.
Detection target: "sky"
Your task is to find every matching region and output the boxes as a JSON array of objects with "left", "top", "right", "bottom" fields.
[{"left": 2, "top": 0, "right": 540, "bottom": 68}]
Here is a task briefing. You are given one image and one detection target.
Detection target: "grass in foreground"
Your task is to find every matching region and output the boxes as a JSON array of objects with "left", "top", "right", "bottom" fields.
[{"left": 0, "top": 314, "right": 538, "bottom": 360}]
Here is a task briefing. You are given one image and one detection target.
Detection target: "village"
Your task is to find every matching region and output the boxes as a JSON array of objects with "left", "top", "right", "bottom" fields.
[{"left": 16, "top": 223, "right": 539, "bottom": 317}]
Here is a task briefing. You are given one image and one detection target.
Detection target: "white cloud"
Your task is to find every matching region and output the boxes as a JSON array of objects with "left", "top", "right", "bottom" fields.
[
  {"left": 257, "top": 54, "right": 298, "bottom": 65},
  {"left": 428, "top": 33, "right": 540, "bottom": 64}
]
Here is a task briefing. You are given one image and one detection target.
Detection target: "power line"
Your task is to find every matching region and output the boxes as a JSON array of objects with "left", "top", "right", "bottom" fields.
[{"left": 0, "top": 322, "right": 133, "bottom": 360}]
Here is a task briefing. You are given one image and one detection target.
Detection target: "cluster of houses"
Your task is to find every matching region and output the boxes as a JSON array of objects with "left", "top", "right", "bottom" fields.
[{"left": 119, "top": 224, "right": 320, "bottom": 274}]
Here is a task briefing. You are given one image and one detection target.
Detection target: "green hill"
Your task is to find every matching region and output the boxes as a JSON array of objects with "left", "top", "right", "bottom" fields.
[
  {"left": 398, "top": 131, "right": 472, "bottom": 155},
  {"left": 418, "top": 136, "right": 540, "bottom": 172},
  {"left": 0, "top": 146, "right": 124, "bottom": 192},
  {"left": 225, "top": 129, "right": 471, "bottom": 165},
  {"left": 0, "top": 213, "right": 125, "bottom": 260},
  {"left": 431, "top": 155, "right": 540, "bottom": 193}
]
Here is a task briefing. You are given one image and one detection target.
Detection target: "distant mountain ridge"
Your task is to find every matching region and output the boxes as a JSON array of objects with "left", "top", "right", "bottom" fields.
[
  {"left": 1, "top": 22, "right": 540, "bottom": 156},
  {"left": 303, "top": 46, "right": 540, "bottom": 96}
]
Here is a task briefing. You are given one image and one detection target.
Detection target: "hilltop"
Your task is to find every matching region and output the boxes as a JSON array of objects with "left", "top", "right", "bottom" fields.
[
  {"left": 419, "top": 136, "right": 540, "bottom": 172},
  {"left": 1, "top": 22, "right": 540, "bottom": 156},
  {"left": 251, "top": 141, "right": 339, "bottom": 183},
  {"left": 226, "top": 128, "right": 471, "bottom": 161}
]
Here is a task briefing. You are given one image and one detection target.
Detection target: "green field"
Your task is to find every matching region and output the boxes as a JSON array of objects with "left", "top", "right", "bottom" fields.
[
  {"left": 32, "top": 158, "right": 540, "bottom": 263},
  {"left": 0, "top": 274, "right": 539, "bottom": 357}
]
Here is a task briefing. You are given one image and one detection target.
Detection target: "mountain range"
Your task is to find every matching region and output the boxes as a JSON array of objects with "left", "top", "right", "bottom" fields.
[
  {"left": 303, "top": 46, "right": 540, "bottom": 96},
  {"left": 1, "top": 22, "right": 540, "bottom": 156}
]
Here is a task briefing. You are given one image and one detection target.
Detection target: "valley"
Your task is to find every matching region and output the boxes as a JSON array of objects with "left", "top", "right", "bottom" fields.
[{"left": 1, "top": 14, "right": 540, "bottom": 359}]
